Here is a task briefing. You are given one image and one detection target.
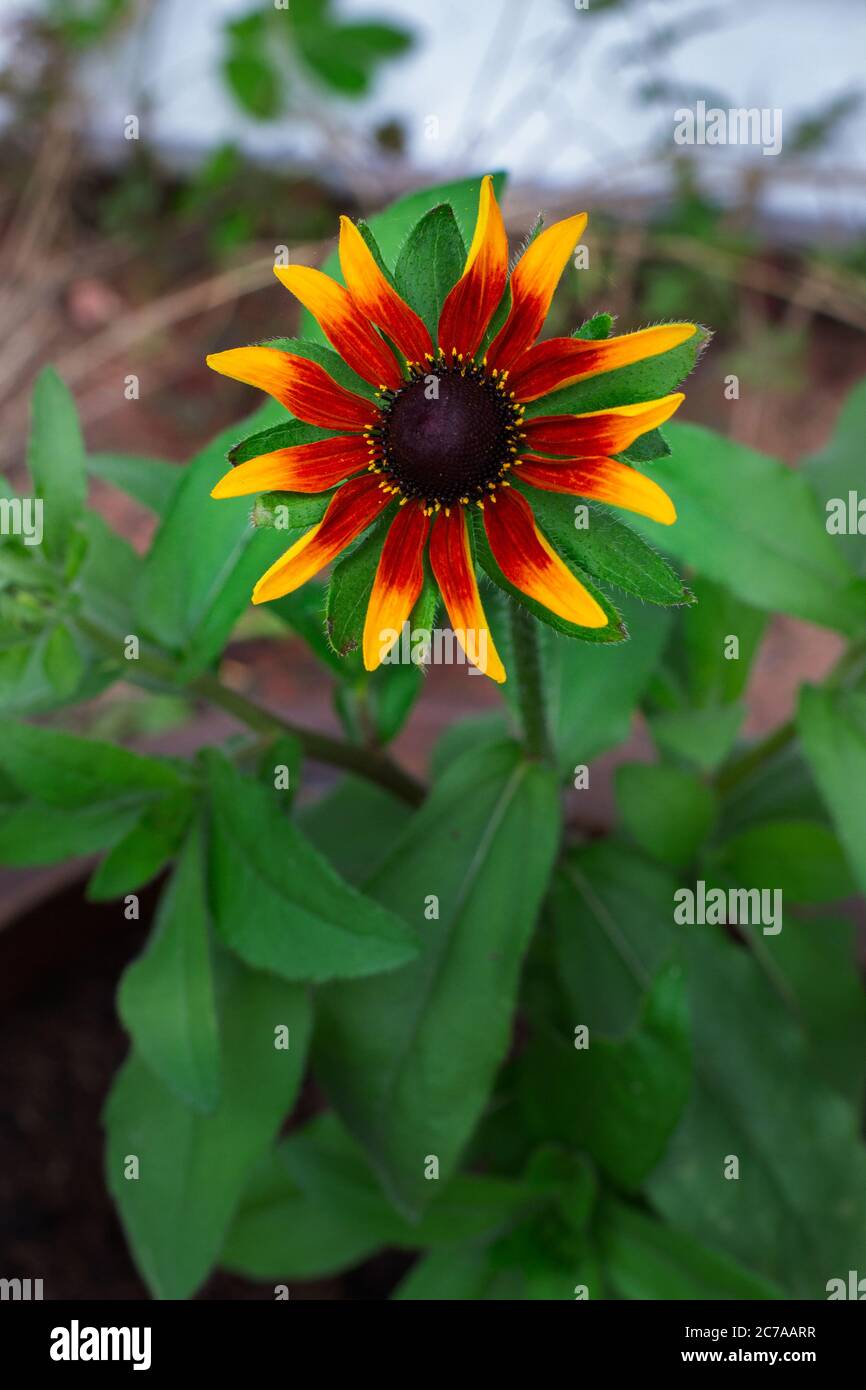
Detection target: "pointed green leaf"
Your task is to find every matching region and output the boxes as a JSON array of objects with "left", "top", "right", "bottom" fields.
[
  {"left": 315, "top": 740, "right": 560, "bottom": 1216},
  {"left": 104, "top": 957, "right": 311, "bottom": 1299},
  {"left": 207, "top": 754, "right": 418, "bottom": 982},
  {"left": 394, "top": 204, "right": 466, "bottom": 339},
  {"left": 118, "top": 817, "right": 220, "bottom": 1111},
  {"left": 26, "top": 368, "right": 87, "bottom": 560}
]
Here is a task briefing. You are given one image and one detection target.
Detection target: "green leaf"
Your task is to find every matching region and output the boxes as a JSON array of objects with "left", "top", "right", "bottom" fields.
[
  {"left": 524, "top": 326, "right": 708, "bottom": 419},
  {"left": 574, "top": 311, "right": 614, "bottom": 341},
  {"left": 222, "top": 1111, "right": 537, "bottom": 1281},
  {"left": 798, "top": 686, "right": 866, "bottom": 896},
  {"left": 429, "top": 712, "right": 510, "bottom": 782},
  {"left": 257, "top": 732, "right": 301, "bottom": 808},
  {"left": 679, "top": 575, "right": 767, "bottom": 707},
  {"left": 531, "top": 600, "right": 670, "bottom": 774},
  {"left": 227, "top": 417, "right": 334, "bottom": 466},
  {"left": 712, "top": 819, "right": 856, "bottom": 905},
  {"left": 315, "top": 740, "right": 560, "bottom": 1216},
  {"left": 73, "top": 510, "right": 143, "bottom": 638},
  {"left": 223, "top": 14, "right": 284, "bottom": 119},
  {"left": 104, "top": 957, "right": 311, "bottom": 1299},
  {"left": 651, "top": 701, "right": 745, "bottom": 773},
  {"left": 648, "top": 931, "right": 866, "bottom": 1298},
  {"left": 0, "top": 720, "right": 185, "bottom": 807},
  {"left": 0, "top": 798, "right": 142, "bottom": 866},
  {"left": 118, "top": 817, "right": 219, "bottom": 1112},
  {"left": 136, "top": 404, "right": 298, "bottom": 678},
  {"left": 616, "top": 762, "right": 717, "bottom": 867},
  {"left": 366, "top": 660, "right": 422, "bottom": 743},
  {"left": 393, "top": 1247, "right": 504, "bottom": 1300},
  {"left": 294, "top": 19, "right": 411, "bottom": 97},
  {"left": 597, "top": 1199, "right": 782, "bottom": 1300},
  {"left": 632, "top": 422, "right": 866, "bottom": 635},
  {"left": 620, "top": 426, "right": 671, "bottom": 463},
  {"left": 87, "top": 789, "right": 195, "bottom": 899},
  {"left": 394, "top": 204, "right": 466, "bottom": 340},
  {"left": 86, "top": 453, "right": 181, "bottom": 517},
  {"left": 518, "top": 964, "right": 691, "bottom": 1191},
  {"left": 26, "top": 367, "right": 87, "bottom": 560},
  {"left": 299, "top": 775, "right": 409, "bottom": 884},
  {"left": 517, "top": 487, "right": 690, "bottom": 607},
  {"left": 207, "top": 754, "right": 418, "bottom": 982},
  {"left": 42, "top": 622, "right": 85, "bottom": 697},
  {"left": 552, "top": 841, "right": 678, "bottom": 1037},
  {"left": 804, "top": 377, "right": 866, "bottom": 576},
  {"left": 249, "top": 490, "right": 330, "bottom": 531},
  {"left": 756, "top": 914, "right": 866, "bottom": 1106},
  {"left": 719, "top": 741, "right": 826, "bottom": 838}
]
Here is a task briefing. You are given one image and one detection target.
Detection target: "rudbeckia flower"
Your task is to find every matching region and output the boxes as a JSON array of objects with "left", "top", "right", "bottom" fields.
[{"left": 207, "top": 176, "right": 695, "bottom": 683}]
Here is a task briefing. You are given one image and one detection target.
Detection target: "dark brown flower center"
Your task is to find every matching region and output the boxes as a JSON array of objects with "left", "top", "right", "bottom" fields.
[{"left": 369, "top": 360, "right": 523, "bottom": 508}]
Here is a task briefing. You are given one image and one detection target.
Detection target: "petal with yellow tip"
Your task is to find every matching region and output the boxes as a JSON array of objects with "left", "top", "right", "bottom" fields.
[
  {"left": 519, "top": 455, "right": 676, "bottom": 525},
  {"left": 339, "top": 217, "right": 432, "bottom": 365},
  {"left": 522, "top": 393, "right": 684, "bottom": 457},
  {"left": 211, "top": 435, "right": 369, "bottom": 499},
  {"left": 206, "top": 348, "right": 378, "bottom": 430},
  {"left": 486, "top": 212, "right": 588, "bottom": 372},
  {"left": 274, "top": 264, "right": 402, "bottom": 390},
  {"left": 483, "top": 488, "right": 608, "bottom": 629},
  {"left": 509, "top": 324, "right": 698, "bottom": 402},
  {"left": 437, "top": 175, "right": 509, "bottom": 358},
  {"left": 429, "top": 507, "right": 505, "bottom": 682},
  {"left": 252, "top": 473, "right": 392, "bottom": 605},
  {"left": 362, "top": 501, "right": 430, "bottom": 672}
]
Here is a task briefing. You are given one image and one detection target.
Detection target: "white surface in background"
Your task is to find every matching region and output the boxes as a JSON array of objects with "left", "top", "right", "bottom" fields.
[{"left": 2, "top": 0, "right": 865, "bottom": 227}]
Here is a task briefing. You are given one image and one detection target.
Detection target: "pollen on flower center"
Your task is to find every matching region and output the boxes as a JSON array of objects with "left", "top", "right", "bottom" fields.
[{"left": 367, "top": 357, "right": 525, "bottom": 509}]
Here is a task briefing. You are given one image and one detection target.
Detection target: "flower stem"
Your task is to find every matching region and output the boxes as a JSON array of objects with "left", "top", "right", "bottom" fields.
[
  {"left": 509, "top": 600, "right": 552, "bottom": 762},
  {"left": 76, "top": 617, "right": 425, "bottom": 806}
]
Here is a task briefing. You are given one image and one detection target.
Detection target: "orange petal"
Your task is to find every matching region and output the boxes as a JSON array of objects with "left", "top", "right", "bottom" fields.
[
  {"left": 273, "top": 264, "right": 402, "bottom": 390},
  {"left": 483, "top": 487, "right": 607, "bottom": 629},
  {"left": 206, "top": 347, "right": 378, "bottom": 430},
  {"left": 339, "top": 217, "right": 432, "bottom": 365},
  {"left": 252, "top": 473, "right": 392, "bottom": 604},
  {"left": 428, "top": 508, "right": 505, "bottom": 682},
  {"left": 362, "top": 501, "right": 430, "bottom": 671},
  {"left": 211, "top": 436, "right": 369, "bottom": 499},
  {"left": 509, "top": 324, "right": 698, "bottom": 402},
  {"left": 519, "top": 456, "right": 676, "bottom": 525},
  {"left": 522, "top": 393, "right": 684, "bottom": 456},
  {"left": 486, "top": 212, "right": 587, "bottom": 372},
  {"left": 437, "top": 175, "right": 509, "bottom": 358}
]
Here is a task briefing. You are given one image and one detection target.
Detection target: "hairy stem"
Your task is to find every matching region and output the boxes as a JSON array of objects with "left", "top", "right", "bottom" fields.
[{"left": 509, "top": 600, "right": 552, "bottom": 762}]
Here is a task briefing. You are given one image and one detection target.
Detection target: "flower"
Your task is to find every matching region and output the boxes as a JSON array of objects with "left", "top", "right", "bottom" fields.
[{"left": 207, "top": 176, "right": 694, "bottom": 682}]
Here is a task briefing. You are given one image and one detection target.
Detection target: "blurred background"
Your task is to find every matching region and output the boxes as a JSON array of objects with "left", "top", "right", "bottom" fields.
[{"left": 1, "top": 0, "right": 865, "bottom": 1298}]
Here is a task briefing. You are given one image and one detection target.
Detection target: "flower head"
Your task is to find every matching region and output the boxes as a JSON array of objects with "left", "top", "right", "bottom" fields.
[{"left": 207, "top": 176, "right": 696, "bottom": 682}]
